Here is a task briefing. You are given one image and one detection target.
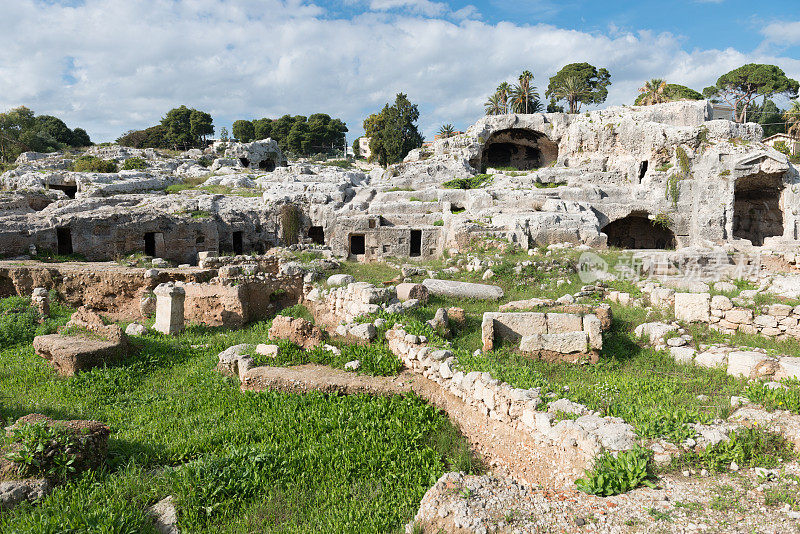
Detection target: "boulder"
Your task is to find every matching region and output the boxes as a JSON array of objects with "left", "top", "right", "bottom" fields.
[
  {"left": 216, "top": 344, "right": 255, "bottom": 377},
  {"left": 33, "top": 311, "right": 130, "bottom": 376},
  {"left": 674, "top": 292, "right": 710, "bottom": 323},
  {"left": 0, "top": 479, "right": 53, "bottom": 511},
  {"left": 269, "top": 315, "right": 325, "bottom": 349},
  {"left": 146, "top": 495, "right": 179, "bottom": 534},
  {"left": 396, "top": 283, "right": 429, "bottom": 303},
  {"left": 421, "top": 279, "right": 504, "bottom": 300},
  {"left": 327, "top": 274, "right": 355, "bottom": 287},
  {"left": 348, "top": 323, "right": 377, "bottom": 342},
  {"left": 125, "top": 323, "right": 147, "bottom": 336}
]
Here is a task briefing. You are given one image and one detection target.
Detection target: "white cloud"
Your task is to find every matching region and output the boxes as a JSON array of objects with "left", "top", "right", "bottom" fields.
[
  {"left": 1, "top": 0, "right": 798, "bottom": 142},
  {"left": 761, "top": 20, "right": 800, "bottom": 45},
  {"left": 368, "top": 0, "right": 448, "bottom": 16}
]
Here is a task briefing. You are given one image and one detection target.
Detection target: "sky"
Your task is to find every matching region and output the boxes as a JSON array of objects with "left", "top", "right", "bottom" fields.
[{"left": 1, "top": 0, "right": 799, "bottom": 143}]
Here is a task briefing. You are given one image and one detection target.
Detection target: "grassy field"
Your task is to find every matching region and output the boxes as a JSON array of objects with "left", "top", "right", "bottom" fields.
[
  {"left": 320, "top": 248, "right": 800, "bottom": 441},
  {"left": 0, "top": 299, "right": 479, "bottom": 533}
]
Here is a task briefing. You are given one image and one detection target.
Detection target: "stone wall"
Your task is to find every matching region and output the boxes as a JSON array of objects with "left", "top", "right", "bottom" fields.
[
  {"left": 385, "top": 326, "right": 637, "bottom": 486},
  {"left": 480, "top": 310, "right": 604, "bottom": 362}
]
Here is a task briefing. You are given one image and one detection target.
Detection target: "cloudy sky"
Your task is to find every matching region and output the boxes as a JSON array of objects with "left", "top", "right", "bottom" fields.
[{"left": 1, "top": 0, "right": 799, "bottom": 143}]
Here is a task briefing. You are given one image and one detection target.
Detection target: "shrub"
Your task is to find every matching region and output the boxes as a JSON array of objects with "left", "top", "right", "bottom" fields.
[
  {"left": 576, "top": 445, "right": 656, "bottom": 496},
  {"left": 121, "top": 157, "right": 147, "bottom": 170},
  {"left": 442, "top": 174, "right": 493, "bottom": 190},
  {"left": 652, "top": 212, "right": 672, "bottom": 229},
  {"left": 773, "top": 141, "right": 792, "bottom": 156},
  {"left": 433, "top": 219, "right": 444, "bottom": 226},
  {"left": 72, "top": 155, "right": 117, "bottom": 173}
]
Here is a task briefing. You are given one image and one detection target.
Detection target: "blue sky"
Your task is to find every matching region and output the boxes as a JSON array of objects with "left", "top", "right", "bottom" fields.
[{"left": 1, "top": 0, "right": 799, "bottom": 143}]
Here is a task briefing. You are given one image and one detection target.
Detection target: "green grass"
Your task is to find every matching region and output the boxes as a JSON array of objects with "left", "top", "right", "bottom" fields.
[{"left": 0, "top": 297, "right": 480, "bottom": 533}]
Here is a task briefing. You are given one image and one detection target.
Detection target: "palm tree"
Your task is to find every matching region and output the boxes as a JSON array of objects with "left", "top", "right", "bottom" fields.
[
  {"left": 496, "top": 82, "right": 512, "bottom": 114},
  {"left": 638, "top": 78, "right": 668, "bottom": 105},
  {"left": 785, "top": 100, "right": 800, "bottom": 139},
  {"left": 550, "top": 75, "right": 590, "bottom": 114},
  {"left": 438, "top": 123, "right": 455, "bottom": 139},
  {"left": 484, "top": 94, "right": 502, "bottom": 116},
  {"left": 510, "top": 74, "right": 541, "bottom": 114}
]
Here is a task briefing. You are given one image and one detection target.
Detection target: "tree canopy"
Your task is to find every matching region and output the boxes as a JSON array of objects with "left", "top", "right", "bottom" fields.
[
  {"left": 229, "top": 114, "right": 347, "bottom": 157},
  {"left": 0, "top": 106, "right": 92, "bottom": 164},
  {"left": 118, "top": 106, "right": 213, "bottom": 150},
  {"left": 364, "top": 93, "right": 424, "bottom": 167},
  {"left": 159, "top": 105, "right": 214, "bottom": 150},
  {"left": 634, "top": 83, "right": 702, "bottom": 105},
  {"left": 703, "top": 64, "right": 799, "bottom": 123},
  {"left": 485, "top": 71, "right": 544, "bottom": 115},
  {"left": 546, "top": 63, "right": 611, "bottom": 113}
]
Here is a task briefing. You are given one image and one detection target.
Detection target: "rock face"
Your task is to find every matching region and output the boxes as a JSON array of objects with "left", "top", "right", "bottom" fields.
[
  {"left": 422, "top": 279, "right": 504, "bottom": 301},
  {"left": 0, "top": 101, "right": 797, "bottom": 263},
  {"left": 32, "top": 309, "right": 131, "bottom": 375},
  {"left": 224, "top": 138, "right": 287, "bottom": 171},
  {"left": 268, "top": 315, "right": 325, "bottom": 349}
]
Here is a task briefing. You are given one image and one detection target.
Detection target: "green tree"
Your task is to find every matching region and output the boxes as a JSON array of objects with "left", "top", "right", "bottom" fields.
[
  {"left": 496, "top": 82, "right": 512, "bottom": 114},
  {"left": 634, "top": 84, "right": 702, "bottom": 105},
  {"left": 219, "top": 127, "right": 229, "bottom": 142},
  {"left": 71, "top": 127, "right": 91, "bottom": 147},
  {"left": 546, "top": 63, "right": 611, "bottom": 114},
  {"left": 704, "top": 64, "right": 799, "bottom": 123},
  {"left": 364, "top": 93, "right": 423, "bottom": 167},
  {"left": 160, "top": 106, "right": 212, "bottom": 149},
  {"left": 511, "top": 70, "right": 540, "bottom": 114},
  {"left": 34, "top": 115, "right": 74, "bottom": 146},
  {"left": 232, "top": 120, "right": 255, "bottom": 142},
  {"left": 190, "top": 109, "right": 214, "bottom": 145},
  {"left": 252, "top": 118, "right": 272, "bottom": 140},
  {"left": 638, "top": 79, "right": 668, "bottom": 105},
  {"left": 117, "top": 125, "right": 169, "bottom": 149},
  {"left": 756, "top": 99, "right": 785, "bottom": 137},
  {"left": 438, "top": 124, "right": 455, "bottom": 139},
  {"left": 484, "top": 94, "right": 502, "bottom": 116}
]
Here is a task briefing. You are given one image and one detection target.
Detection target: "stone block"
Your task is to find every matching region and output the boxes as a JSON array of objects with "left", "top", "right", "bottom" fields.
[
  {"left": 776, "top": 357, "right": 800, "bottom": 380},
  {"left": 583, "top": 315, "right": 603, "bottom": 350},
  {"left": 422, "top": 279, "right": 503, "bottom": 300},
  {"left": 396, "top": 283, "right": 429, "bottom": 303},
  {"left": 674, "top": 293, "right": 710, "bottom": 323},
  {"left": 710, "top": 295, "right": 733, "bottom": 311},
  {"left": 768, "top": 304, "right": 793, "bottom": 317},
  {"left": 695, "top": 351, "right": 727, "bottom": 369},
  {"left": 724, "top": 308, "right": 753, "bottom": 324},
  {"left": 726, "top": 351, "right": 770, "bottom": 378},
  {"left": 153, "top": 283, "right": 185, "bottom": 335},
  {"left": 754, "top": 315, "right": 778, "bottom": 328},
  {"left": 670, "top": 346, "right": 697, "bottom": 364},
  {"left": 546, "top": 313, "right": 583, "bottom": 334}
]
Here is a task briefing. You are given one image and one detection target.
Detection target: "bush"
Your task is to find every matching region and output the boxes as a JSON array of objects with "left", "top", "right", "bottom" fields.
[
  {"left": 121, "top": 157, "right": 147, "bottom": 170},
  {"left": 72, "top": 155, "right": 117, "bottom": 173},
  {"left": 576, "top": 445, "right": 656, "bottom": 496},
  {"left": 442, "top": 173, "right": 493, "bottom": 190}
]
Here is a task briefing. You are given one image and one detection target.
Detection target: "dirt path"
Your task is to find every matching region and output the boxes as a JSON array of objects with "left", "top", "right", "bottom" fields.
[{"left": 241, "top": 364, "right": 587, "bottom": 487}]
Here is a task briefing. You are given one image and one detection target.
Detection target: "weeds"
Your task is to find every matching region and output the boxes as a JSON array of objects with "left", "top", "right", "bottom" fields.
[{"left": 575, "top": 446, "right": 656, "bottom": 496}]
